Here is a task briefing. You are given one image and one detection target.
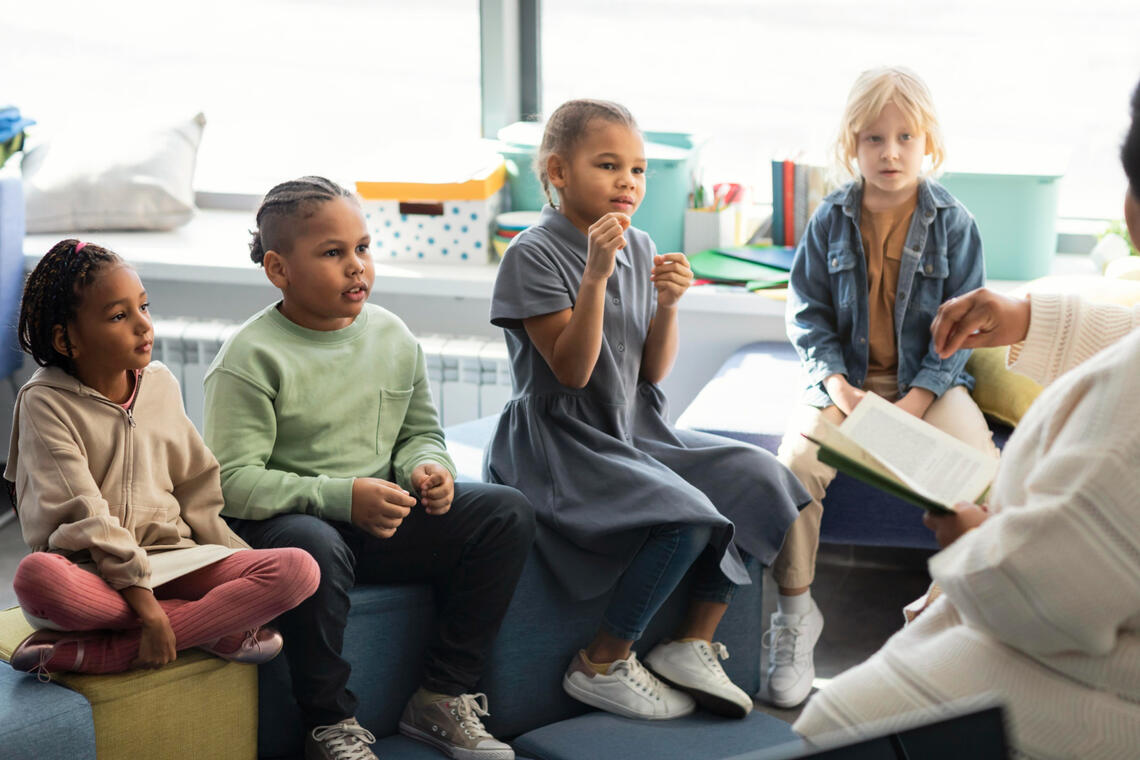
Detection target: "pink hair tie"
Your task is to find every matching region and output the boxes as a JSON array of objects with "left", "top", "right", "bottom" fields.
[{"left": 74, "top": 242, "right": 87, "bottom": 252}]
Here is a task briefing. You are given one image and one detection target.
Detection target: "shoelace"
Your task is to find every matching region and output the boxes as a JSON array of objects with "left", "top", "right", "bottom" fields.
[
  {"left": 612, "top": 653, "right": 666, "bottom": 700},
  {"left": 452, "top": 693, "right": 495, "bottom": 740},
  {"left": 242, "top": 629, "right": 261, "bottom": 653},
  {"left": 698, "top": 641, "right": 734, "bottom": 683},
  {"left": 761, "top": 623, "right": 804, "bottom": 667},
  {"left": 31, "top": 638, "right": 84, "bottom": 683},
  {"left": 311, "top": 721, "right": 377, "bottom": 760}
]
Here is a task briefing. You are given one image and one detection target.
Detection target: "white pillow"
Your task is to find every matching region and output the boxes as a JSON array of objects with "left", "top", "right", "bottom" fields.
[{"left": 22, "top": 112, "right": 206, "bottom": 233}]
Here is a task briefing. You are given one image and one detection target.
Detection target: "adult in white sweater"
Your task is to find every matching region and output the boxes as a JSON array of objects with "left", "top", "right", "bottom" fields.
[{"left": 794, "top": 80, "right": 1140, "bottom": 760}]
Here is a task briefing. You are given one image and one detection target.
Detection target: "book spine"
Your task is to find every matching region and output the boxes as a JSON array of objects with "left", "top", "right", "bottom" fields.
[
  {"left": 771, "top": 159, "right": 784, "bottom": 245},
  {"left": 793, "top": 163, "right": 809, "bottom": 245},
  {"left": 806, "top": 165, "right": 825, "bottom": 220},
  {"left": 782, "top": 160, "right": 795, "bottom": 247}
]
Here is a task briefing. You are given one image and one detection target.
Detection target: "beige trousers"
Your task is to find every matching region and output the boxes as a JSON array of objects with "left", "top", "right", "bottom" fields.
[{"left": 772, "top": 374, "right": 1000, "bottom": 589}]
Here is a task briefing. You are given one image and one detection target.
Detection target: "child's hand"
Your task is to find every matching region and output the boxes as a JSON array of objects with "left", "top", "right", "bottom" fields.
[
  {"left": 894, "top": 387, "right": 935, "bottom": 418},
  {"left": 584, "top": 213, "right": 629, "bottom": 283},
  {"left": 824, "top": 374, "right": 864, "bottom": 416},
  {"left": 651, "top": 253, "right": 692, "bottom": 308},
  {"left": 351, "top": 478, "right": 417, "bottom": 538},
  {"left": 411, "top": 462, "right": 454, "bottom": 516},
  {"left": 922, "top": 502, "right": 990, "bottom": 548},
  {"left": 133, "top": 613, "right": 177, "bottom": 669}
]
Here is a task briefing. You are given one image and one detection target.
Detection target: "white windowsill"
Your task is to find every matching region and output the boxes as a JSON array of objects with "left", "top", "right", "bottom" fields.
[
  {"left": 23, "top": 209, "right": 1100, "bottom": 316},
  {"left": 22, "top": 210, "right": 788, "bottom": 317}
]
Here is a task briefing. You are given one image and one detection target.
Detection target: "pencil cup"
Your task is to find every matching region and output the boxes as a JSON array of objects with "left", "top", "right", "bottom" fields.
[{"left": 684, "top": 208, "right": 734, "bottom": 254}]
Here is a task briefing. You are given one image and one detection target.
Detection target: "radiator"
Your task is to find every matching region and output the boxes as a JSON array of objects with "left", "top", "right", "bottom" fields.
[{"left": 153, "top": 320, "right": 513, "bottom": 432}]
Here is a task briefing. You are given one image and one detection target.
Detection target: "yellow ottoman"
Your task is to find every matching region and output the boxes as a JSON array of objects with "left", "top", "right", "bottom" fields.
[{"left": 0, "top": 606, "right": 257, "bottom": 760}]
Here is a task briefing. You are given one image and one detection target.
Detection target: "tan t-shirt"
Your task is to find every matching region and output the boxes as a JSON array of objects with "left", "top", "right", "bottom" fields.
[{"left": 860, "top": 194, "right": 917, "bottom": 374}]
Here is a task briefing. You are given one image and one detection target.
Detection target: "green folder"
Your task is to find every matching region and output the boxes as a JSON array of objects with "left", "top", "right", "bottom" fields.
[{"left": 689, "top": 249, "right": 789, "bottom": 287}]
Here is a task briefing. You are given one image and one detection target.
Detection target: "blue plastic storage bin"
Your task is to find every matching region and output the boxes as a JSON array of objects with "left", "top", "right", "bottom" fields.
[
  {"left": 940, "top": 170, "right": 1063, "bottom": 281},
  {"left": 497, "top": 122, "right": 705, "bottom": 254}
]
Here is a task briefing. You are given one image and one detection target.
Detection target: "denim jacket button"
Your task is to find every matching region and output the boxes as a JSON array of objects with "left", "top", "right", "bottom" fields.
[
  {"left": 924, "top": 264, "right": 933, "bottom": 274},
  {"left": 900, "top": 292, "right": 907, "bottom": 301},
  {"left": 830, "top": 258, "right": 838, "bottom": 266}
]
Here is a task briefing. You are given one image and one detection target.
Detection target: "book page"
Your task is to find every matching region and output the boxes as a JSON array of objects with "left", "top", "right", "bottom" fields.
[{"left": 840, "top": 393, "right": 997, "bottom": 507}]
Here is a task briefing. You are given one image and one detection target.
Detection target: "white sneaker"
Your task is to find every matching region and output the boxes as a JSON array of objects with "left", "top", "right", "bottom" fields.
[
  {"left": 645, "top": 639, "right": 753, "bottom": 718},
  {"left": 305, "top": 717, "right": 378, "bottom": 760},
  {"left": 562, "top": 650, "right": 696, "bottom": 720},
  {"left": 762, "top": 600, "right": 824, "bottom": 708}
]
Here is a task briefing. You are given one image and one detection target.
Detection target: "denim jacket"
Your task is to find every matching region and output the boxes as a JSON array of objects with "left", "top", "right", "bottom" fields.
[{"left": 786, "top": 178, "right": 984, "bottom": 408}]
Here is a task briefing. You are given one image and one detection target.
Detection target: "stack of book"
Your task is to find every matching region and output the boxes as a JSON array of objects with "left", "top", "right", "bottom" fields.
[{"left": 771, "top": 158, "right": 828, "bottom": 248}]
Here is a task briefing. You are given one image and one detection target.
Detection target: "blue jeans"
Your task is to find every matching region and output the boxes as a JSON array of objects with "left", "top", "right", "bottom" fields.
[{"left": 601, "top": 523, "right": 737, "bottom": 641}]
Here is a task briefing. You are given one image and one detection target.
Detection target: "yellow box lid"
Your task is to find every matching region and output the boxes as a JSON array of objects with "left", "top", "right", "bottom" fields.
[{"left": 357, "top": 160, "right": 506, "bottom": 202}]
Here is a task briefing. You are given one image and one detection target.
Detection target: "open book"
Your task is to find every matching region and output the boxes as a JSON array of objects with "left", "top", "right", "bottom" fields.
[{"left": 803, "top": 393, "right": 999, "bottom": 515}]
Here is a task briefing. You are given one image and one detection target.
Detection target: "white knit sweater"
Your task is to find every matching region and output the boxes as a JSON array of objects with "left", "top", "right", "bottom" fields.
[{"left": 795, "top": 293, "right": 1140, "bottom": 759}]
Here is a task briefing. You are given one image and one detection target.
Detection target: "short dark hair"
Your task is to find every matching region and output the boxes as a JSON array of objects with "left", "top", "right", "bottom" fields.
[
  {"left": 1124, "top": 78, "right": 1140, "bottom": 200},
  {"left": 249, "top": 176, "right": 356, "bottom": 265},
  {"left": 18, "top": 239, "right": 123, "bottom": 374}
]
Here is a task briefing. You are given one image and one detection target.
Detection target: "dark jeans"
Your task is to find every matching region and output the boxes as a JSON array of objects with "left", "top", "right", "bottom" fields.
[
  {"left": 601, "top": 523, "right": 737, "bottom": 641},
  {"left": 228, "top": 481, "right": 535, "bottom": 728}
]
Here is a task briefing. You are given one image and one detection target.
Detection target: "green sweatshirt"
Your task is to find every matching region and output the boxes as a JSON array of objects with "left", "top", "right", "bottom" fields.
[{"left": 203, "top": 303, "right": 456, "bottom": 523}]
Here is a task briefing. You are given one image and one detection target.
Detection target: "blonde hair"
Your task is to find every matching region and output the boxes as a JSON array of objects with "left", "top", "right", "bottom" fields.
[
  {"left": 834, "top": 66, "right": 945, "bottom": 180},
  {"left": 533, "top": 99, "right": 639, "bottom": 207}
]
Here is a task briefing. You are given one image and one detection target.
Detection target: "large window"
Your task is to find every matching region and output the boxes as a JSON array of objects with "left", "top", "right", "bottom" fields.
[
  {"left": 2, "top": 0, "right": 482, "bottom": 195},
  {"left": 542, "top": 0, "right": 1140, "bottom": 221}
]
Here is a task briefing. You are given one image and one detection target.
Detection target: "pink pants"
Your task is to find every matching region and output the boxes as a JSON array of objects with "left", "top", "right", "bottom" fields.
[{"left": 13, "top": 547, "right": 319, "bottom": 674}]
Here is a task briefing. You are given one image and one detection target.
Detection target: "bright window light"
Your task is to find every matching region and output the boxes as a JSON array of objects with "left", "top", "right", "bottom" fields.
[
  {"left": 542, "top": 0, "right": 1140, "bottom": 220},
  {"left": 1, "top": 0, "right": 481, "bottom": 197}
]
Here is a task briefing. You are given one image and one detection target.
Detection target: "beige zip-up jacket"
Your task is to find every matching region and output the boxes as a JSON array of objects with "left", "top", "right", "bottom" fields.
[{"left": 4, "top": 362, "right": 247, "bottom": 590}]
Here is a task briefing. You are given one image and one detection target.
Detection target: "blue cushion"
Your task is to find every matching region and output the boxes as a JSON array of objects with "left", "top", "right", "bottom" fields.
[
  {"left": 257, "top": 584, "right": 437, "bottom": 758},
  {"left": 257, "top": 547, "right": 767, "bottom": 757},
  {"left": 512, "top": 710, "right": 799, "bottom": 760},
  {"left": 0, "top": 666, "right": 96, "bottom": 760},
  {"left": 0, "top": 177, "right": 26, "bottom": 380},
  {"left": 676, "top": 341, "right": 1012, "bottom": 551},
  {"left": 478, "top": 552, "right": 766, "bottom": 739}
]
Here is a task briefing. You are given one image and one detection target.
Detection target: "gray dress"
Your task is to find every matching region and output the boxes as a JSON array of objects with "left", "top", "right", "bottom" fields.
[{"left": 484, "top": 207, "right": 807, "bottom": 600}]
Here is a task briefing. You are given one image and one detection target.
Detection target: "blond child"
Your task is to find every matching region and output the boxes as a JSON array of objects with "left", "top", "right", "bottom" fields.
[{"left": 768, "top": 67, "right": 999, "bottom": 708}]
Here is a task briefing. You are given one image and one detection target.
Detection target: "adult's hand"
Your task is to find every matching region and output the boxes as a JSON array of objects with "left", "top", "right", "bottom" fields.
[{"left": 931, "top": 288, "right": 1031, "bottom": 358}]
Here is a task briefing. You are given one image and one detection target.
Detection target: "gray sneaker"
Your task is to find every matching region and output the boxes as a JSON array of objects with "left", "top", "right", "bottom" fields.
[
  {"left": 305, "top": 717, "right": 378, "bottom": 760},
  {"left": 399, "top": 692, "right": 514, "bottom": 760}
]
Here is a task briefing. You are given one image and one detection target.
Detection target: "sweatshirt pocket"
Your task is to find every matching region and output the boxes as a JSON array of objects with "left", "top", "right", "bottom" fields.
[{"left": 376, "top": 387, "right": 414, "bottom": 455}]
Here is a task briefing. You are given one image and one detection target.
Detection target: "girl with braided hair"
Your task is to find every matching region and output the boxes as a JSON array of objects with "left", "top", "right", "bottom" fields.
[{"left": 4, "top": 239, "right": 320, "bottom": 678}]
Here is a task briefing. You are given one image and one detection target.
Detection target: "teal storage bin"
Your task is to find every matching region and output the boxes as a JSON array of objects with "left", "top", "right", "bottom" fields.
[
  {"left": 939, "top": 171, "right": 1062, "bottom": 281},
  {"left": 497, "top": 122, "right": 705, "bottom": 254}
]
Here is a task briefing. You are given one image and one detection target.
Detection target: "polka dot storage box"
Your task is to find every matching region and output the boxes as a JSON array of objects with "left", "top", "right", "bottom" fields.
[{"left": 356, "top": 159, "right": 507, "bottom": 265}]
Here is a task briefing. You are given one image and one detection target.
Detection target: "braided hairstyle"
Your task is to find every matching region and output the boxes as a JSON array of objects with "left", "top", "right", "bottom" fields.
[
  {"left": 249, "top": 176, "right": 356, "bottom": 265},
  {"left": 534, "top": 99, "right": 640, "bottom": 207},
  {"left": 18, "top": 239, "right": 123, "bottom": 374}
]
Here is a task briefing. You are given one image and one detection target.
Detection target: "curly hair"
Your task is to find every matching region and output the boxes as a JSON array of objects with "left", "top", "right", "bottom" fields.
[
  {"left": 249, "top": 176, "right": 356, "bottom": 265},
  {"left": 1123, "top": 78, "right": 1140, "bottom": 200},
  {"left": 18, "top": 239, "right": 123, "bottom": 374}
]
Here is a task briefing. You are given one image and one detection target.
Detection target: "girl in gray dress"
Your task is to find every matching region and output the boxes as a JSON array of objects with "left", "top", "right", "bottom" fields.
[{"left": 484, "top": 99, "right": 808, "bottom": 722}]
